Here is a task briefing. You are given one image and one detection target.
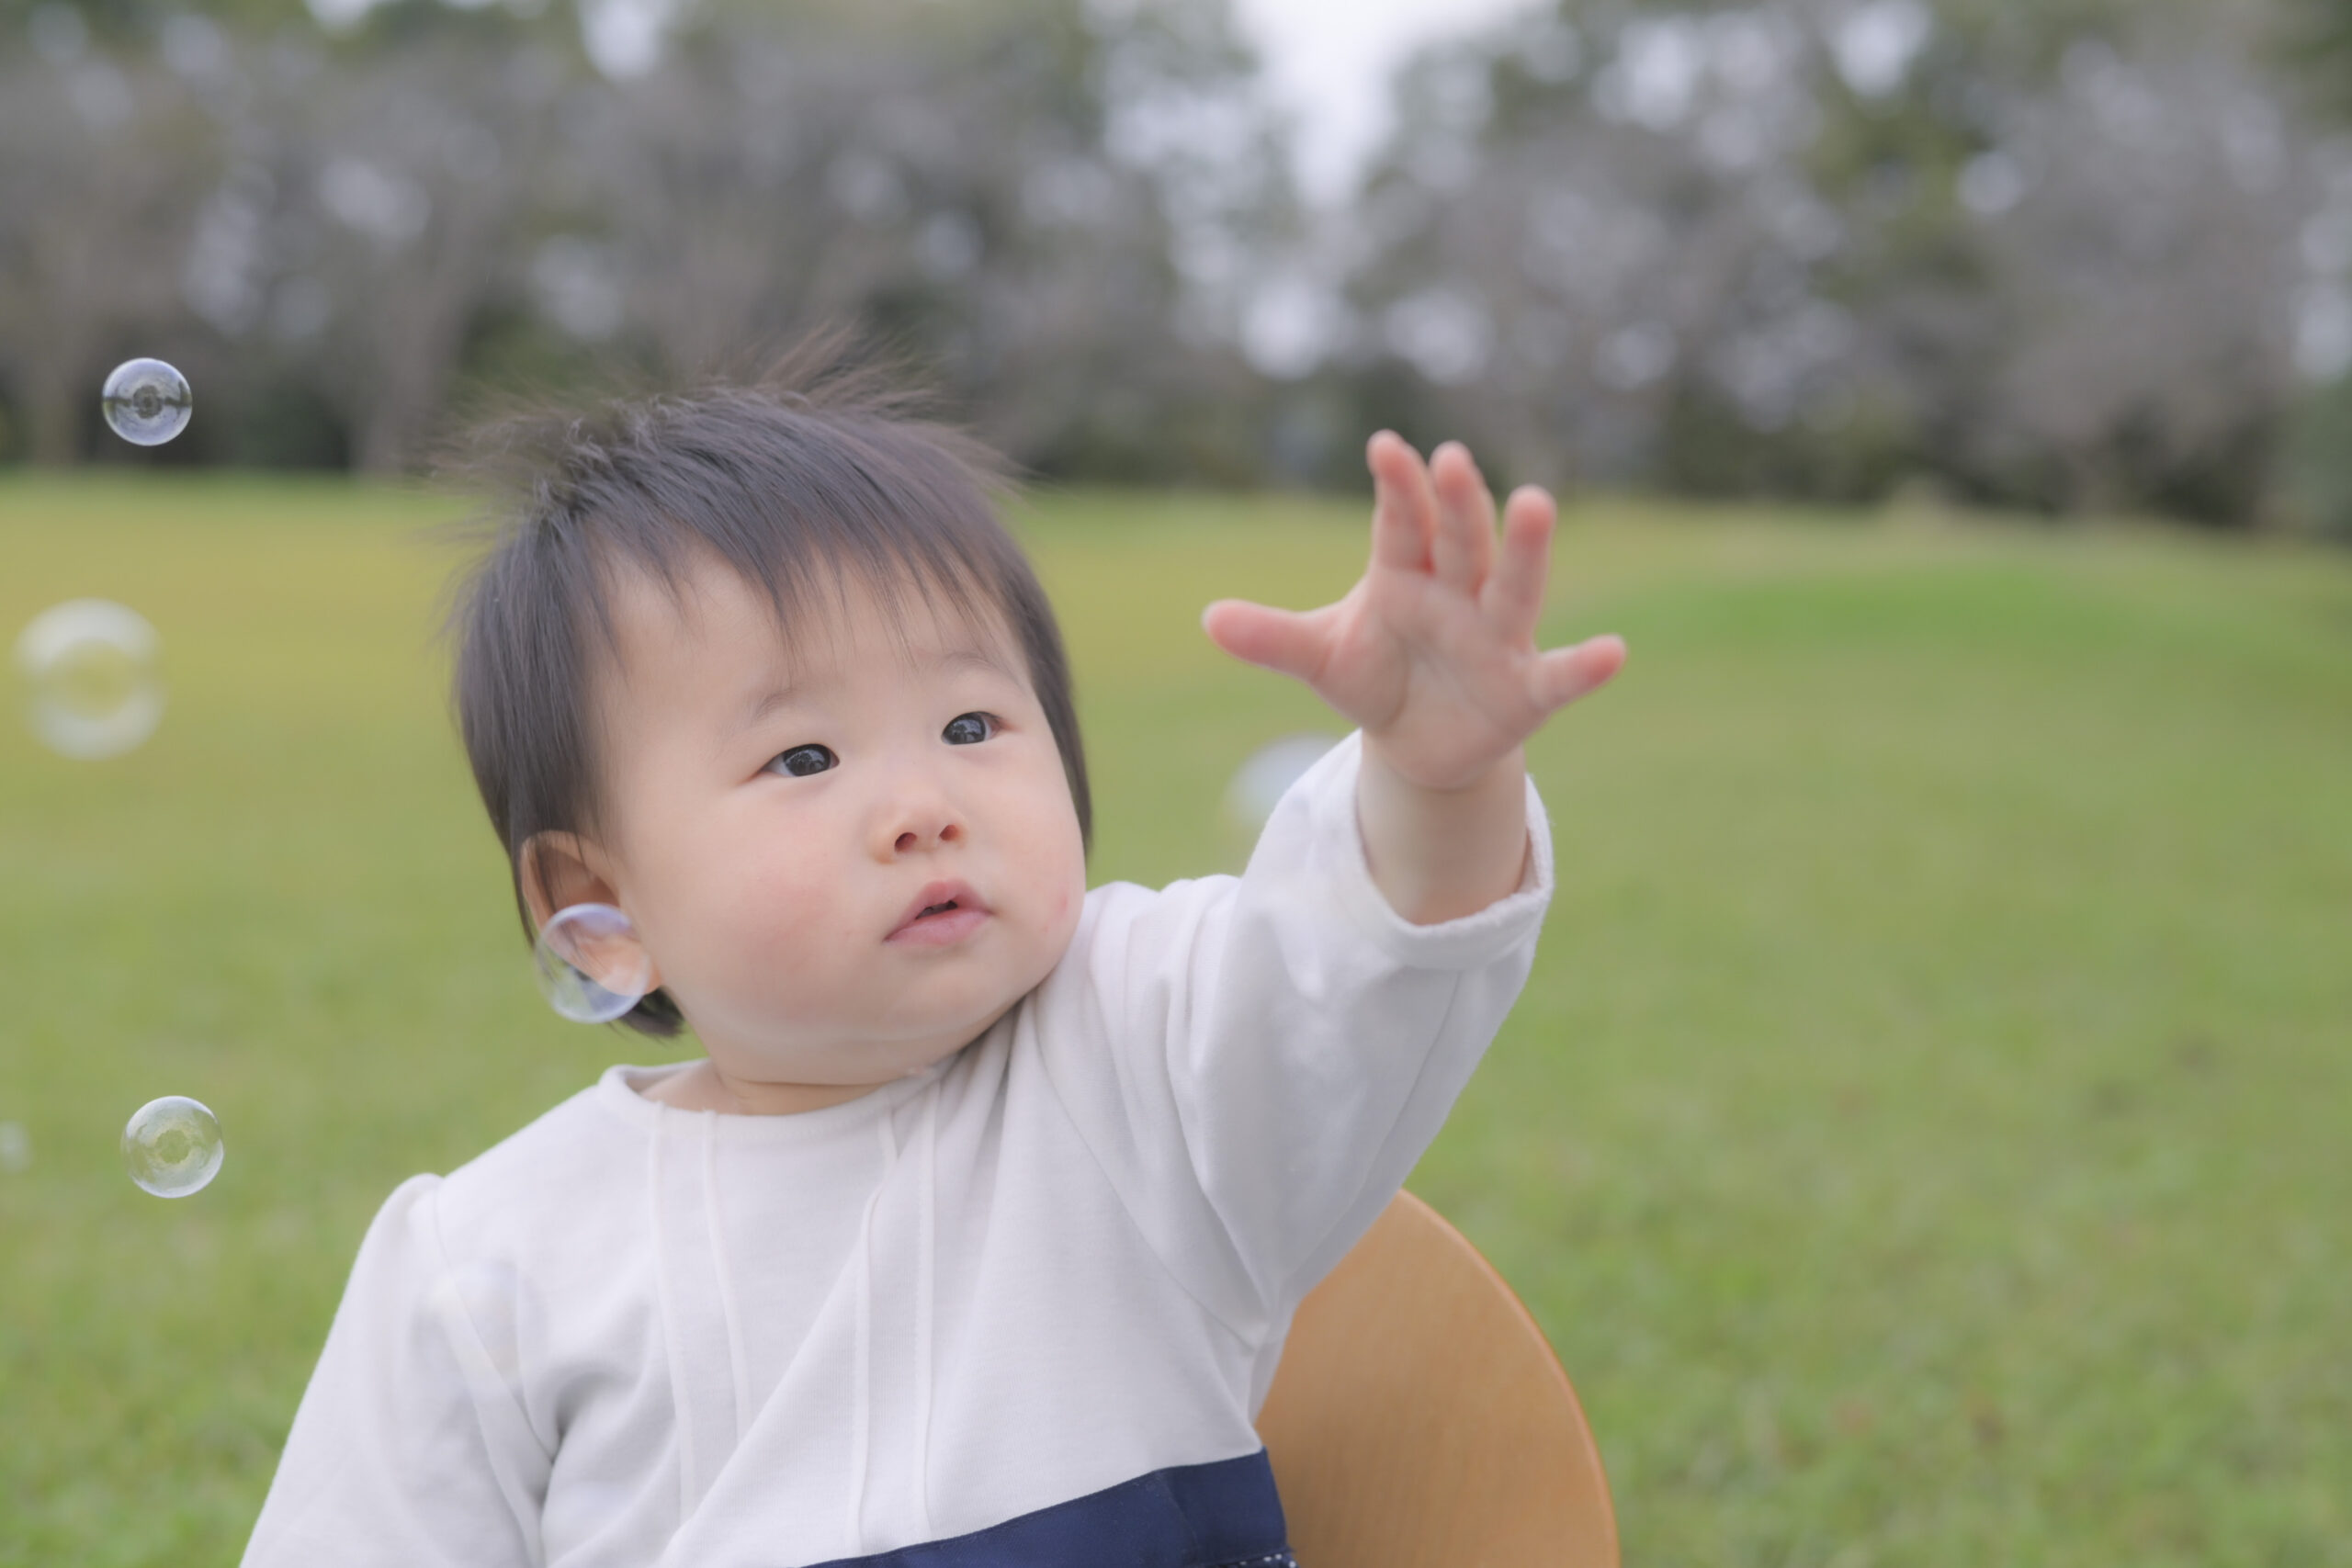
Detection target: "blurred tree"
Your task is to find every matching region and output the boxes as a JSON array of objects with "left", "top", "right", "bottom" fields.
[
  {"left": 0, "top": 0, "right": 1297, "bottom": 478},
  {"left": 2282, "top": 0, "right": 2352, "bottom": 106},
  {"left": 536, "top": 0, "right": 1294, "bottom": 479},
  {"left": 1344, "top": 0, "right": 2330, "bottom": 525},
  {"left": 2275, "top": 0, "right": 2352, "bottom": 538},
  {"left": 0, "top": 0, "right": 579, "bottom": 467},
  {"left": 1826, "top": 0, "right": 2314, "bottom": 523},
  {"left": 0, "top": 29, "right": 216, "bottom": 462},
  {"left": 0, "top": 0, "right": 317, "bottom": 41},
  {"left": 296, "top": 40, "right": 556, "bottom": 470}
]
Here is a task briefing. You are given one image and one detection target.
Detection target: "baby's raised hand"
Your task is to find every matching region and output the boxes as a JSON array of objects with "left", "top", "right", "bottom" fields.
[{"left": 1203, "top": 432, "right": 1625, "bottom": 793}]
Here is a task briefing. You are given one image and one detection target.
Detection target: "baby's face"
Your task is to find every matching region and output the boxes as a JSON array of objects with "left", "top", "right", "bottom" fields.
[{"left": 580, "top": 551, "right": 1087, "bottom": 1094}]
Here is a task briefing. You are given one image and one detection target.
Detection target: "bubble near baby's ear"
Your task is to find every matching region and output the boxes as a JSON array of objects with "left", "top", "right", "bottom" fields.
[{"left": 534, "top": 903, "right": 654, "bottom": 1024}]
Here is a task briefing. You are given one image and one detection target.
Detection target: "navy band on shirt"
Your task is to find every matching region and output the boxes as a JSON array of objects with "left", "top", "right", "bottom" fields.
[{"left": 799, "top": 1449, "right": 1294, "bottom": 1568}]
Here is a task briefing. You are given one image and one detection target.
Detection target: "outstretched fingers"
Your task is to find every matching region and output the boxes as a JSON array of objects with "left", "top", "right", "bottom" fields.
[
  {"left": 1428, "top": 442, "right": 1496, "bottom": 593},
  {"left": 1202, "top": 598, "right": 1332, "bottom": 685},
  {"left": 1367, "top": 431, "right": 1436, "bottom": 574},
  {"left": 1485, "top": 484, "right": 1557, "bottom": 639},
  {"left": 1530, "top": 635, "right": 1628, "bottom": 715}
]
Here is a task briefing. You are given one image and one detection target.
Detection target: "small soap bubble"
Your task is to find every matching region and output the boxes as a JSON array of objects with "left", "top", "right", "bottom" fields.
[
  {"left": 1225, "top": 733, "right": 1340, "bottom": 834},
  {"left": 100, "top": 357, "right": 193, "bottom": 446},
  {"left": 534, "top": 902, "right": 653, "bottom": 1023},
  {"left": 0, "top": 1122, "right": 30, "bottom": 1175},
  {"left": 14, "top": 599, "right": 165, "bottom": 760},
  {"left": 122, "top": 1096, "right": 224, "bottom": 1198}
]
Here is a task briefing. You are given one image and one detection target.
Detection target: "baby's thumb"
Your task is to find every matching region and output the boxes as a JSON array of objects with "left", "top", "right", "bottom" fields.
[
  {"left": 1202, "top": 599, "right": 1327, "bottom": 685},
  {"left": 1532, "top": 635, "right": 1627, "bottom": 713}
]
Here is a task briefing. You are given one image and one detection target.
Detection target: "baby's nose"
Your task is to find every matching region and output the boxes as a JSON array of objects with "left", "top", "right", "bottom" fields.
[
  {"left": 880, "top": 784, "right": 967, "bottom": 855},
  {"left": 893, "top": 819, "right": 963, "bottom": 854}
]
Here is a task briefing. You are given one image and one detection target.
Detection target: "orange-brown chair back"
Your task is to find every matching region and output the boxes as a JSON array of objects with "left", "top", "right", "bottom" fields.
[{"left": 1256, "top": 1190, "right": 1619, "bottom": 1567}]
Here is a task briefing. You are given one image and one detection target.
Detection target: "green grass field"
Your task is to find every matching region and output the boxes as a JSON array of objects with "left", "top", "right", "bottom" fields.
[{"left": 3, "top": 473, "right": 2347, "bottom": 1565}]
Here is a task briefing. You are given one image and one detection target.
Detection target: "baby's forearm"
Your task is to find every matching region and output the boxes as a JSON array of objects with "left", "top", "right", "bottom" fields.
[{"left": 1354, "top": 739, "right": 1531, "bottom": 924}]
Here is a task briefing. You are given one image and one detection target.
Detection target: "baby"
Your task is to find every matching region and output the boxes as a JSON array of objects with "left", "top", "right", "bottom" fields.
[{"left": 241, "top": 355, "right": 1624, "bottom": 1568}]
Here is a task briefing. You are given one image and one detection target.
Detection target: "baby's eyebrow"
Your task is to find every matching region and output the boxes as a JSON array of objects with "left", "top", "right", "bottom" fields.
[
  {"left": 922, "top": 645, "right": 1023, "bottom": 682},
  {"left": 736, "top": 683, "right": 804, "bottom": 734},
  {"left": 730, "top": 644, "right": 1021, "bottom": 734}
]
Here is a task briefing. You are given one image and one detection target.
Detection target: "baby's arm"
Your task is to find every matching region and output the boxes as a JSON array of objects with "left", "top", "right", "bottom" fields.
[
  {"left": 1037, "top": 435, "right": 1623, "bottom": 1339},
  {"left": 1204, "top": 433, "right": 1625, "bottom": 924},
  {"left": 243, "top": 1177, "right": 547, "bottom": 1568},
  {"left": 1049, "top": 735, "right": 1555, "bottom": 1352}
]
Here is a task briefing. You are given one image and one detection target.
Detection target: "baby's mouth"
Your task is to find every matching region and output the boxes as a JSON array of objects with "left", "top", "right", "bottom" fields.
[{"left": 888, "top": 880, "right": 990, "bottom": 943}]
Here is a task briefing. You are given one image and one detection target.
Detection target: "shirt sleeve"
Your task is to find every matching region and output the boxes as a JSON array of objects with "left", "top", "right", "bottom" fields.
[
  {"left": 1035, "top": 729, "right": 1554, "bottom": 1341},
  {"left": 242, "top": 1175, "right": 551, "bottom": 1568}
]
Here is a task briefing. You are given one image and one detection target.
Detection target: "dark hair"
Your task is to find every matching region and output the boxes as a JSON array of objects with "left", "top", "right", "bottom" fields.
[{"left": 443, "top": 342, "right": 1090, "bottom": 1038}]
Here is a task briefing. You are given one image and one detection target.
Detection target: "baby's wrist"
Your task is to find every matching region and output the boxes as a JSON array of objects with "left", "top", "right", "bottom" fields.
[
  {"left": 1353, "top": 742, "right": 1529, "bottom": 926},
  {"left": 1359, "top": 731, "right": 1525, "bottom": 797}
]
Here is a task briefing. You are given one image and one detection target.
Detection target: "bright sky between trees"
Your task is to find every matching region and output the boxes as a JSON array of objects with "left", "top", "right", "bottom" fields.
[{"left": 1231, "top": 0, "right": 1543, "bottom": 204}]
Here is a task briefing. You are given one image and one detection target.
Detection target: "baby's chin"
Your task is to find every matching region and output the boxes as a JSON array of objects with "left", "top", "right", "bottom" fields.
[
  {"left": 699, "top": 924, "right": 1076, "bottom": 1075},
  {"left": 763, "top": 1036, "right": 980, "bottom": 1093},
  {"left": 727, "top": 993, "right": 1030, "bottom": 1082}
]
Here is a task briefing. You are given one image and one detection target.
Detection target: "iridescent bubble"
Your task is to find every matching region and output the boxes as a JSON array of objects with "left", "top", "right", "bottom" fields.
[
  {"left": 0, "top": 1121, "right": 29, "bottom": 1175},
  {"left": 122, "top": 1096, "right": 224, "bottom": 1199},
  {"left": 534, "top": 902, "right": 653, "bottom": 1024},
  {"left": 1225, "top": 733, "right": 1341, "bottom": 834},
  {"left": 13, "top": 599, "right": 165, "bottom": 760},
  {"left": 100, "top": 357, "right": 193, "bottom": 446}
]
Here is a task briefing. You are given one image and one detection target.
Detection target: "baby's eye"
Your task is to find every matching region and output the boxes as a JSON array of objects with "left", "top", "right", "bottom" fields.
[
  {"left": 943, "top": 713, "right": 996, "bottom": 746},
  {"left": 769, "top": 743, "right": 837, "bottom": 778}
]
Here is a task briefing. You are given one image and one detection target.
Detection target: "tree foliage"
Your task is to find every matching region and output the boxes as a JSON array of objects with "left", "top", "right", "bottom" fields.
[
  {"left": 1342, "top": 0, "right": 2336, "bottom": 525},
  {"left": 0, "top": 0, "right": 1295, "bottom": 477},
  {"left": 3, "top": 0, "right": 2348, "bottom": 535}
]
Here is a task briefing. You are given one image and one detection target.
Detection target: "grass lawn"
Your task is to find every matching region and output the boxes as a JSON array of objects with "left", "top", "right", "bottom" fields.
[{"left": 2, "top": 472, "right": 2347, "bottom": 1565}]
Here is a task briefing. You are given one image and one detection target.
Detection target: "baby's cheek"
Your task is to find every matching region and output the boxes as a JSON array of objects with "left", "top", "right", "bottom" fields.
[
  {"left": 728, "top": 864, "right": 839, "bottom": 975},
  {"left": 1018, "top": 841, "right": 1086, "bottom": 981}
]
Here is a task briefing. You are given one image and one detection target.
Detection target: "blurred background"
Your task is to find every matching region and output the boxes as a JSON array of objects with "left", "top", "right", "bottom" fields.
[
  {"left": 4, "top": 0, "right": 2351, "bottom": 1564},
  {"left": 6, "top": 0, "right": 2352, "bottom": 529}
]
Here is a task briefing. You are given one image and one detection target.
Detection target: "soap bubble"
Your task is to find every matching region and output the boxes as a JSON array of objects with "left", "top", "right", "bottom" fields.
[
  {"left": 1225, "top": 733, "right": 1340, "bottom": 833},
  {"left": 100, "top": 357, "right": 193, "bottom": 446},
  {"left": 122, "top": 1096, "right": 224, "bottom": 1198},
  {"left": 0, "top": 1122, "right": 29, "bottom": 1175},
  {"left": 534, "top": 902, "right": 653, "bottom": 1023},
  {"left": 14, "top": 599, "right": 165, "bottom": 760}
]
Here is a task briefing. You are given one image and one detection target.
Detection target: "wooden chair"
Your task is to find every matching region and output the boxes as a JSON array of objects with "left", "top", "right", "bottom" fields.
[{"left": 1256, "top": 1190, "right": 1619, "bottom": 1567}]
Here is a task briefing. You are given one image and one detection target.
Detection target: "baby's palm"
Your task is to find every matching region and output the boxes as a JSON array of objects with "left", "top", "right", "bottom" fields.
[{"left": 1204, "top": 433, "right": 1623, "bottom": 792}]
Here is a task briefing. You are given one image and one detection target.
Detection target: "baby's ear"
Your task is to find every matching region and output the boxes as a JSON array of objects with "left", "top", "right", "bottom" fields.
[
  {"left": 519, "top": 830, "right": 619, "bottom": 931},
  {"left": 518, "top": 832, "right": 665, "bottom": 993}
]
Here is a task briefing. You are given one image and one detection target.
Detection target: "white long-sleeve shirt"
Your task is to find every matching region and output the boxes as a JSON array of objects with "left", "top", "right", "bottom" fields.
[{"left": 243, "top": 733, "right": 1555, "bottom": 1568}]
